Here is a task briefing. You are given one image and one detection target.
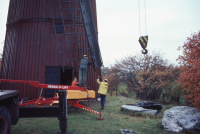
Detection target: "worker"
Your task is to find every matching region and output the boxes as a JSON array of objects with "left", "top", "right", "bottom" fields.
[
  {"left": 97, "top": 76, "right": 108, "bottom": 109},
  {"left": 71, "top": 77, "right": 79, "bottom": 86},
  {"left": 79, "top": 55, "right": 93, "bottom": 87}
]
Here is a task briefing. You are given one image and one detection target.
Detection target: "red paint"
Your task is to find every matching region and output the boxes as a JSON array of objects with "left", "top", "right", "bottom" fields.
[
  {"left": 0, "top": 78, "right": 102, "bottom": 116},
  {"left": 0, "top": 0, "right": 101, "bottom": 99}
]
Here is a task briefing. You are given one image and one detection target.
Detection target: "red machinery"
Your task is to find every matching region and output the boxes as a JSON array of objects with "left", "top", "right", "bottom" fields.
[{"left": 0, "top": 79, "right": 103, "bottom": 120}]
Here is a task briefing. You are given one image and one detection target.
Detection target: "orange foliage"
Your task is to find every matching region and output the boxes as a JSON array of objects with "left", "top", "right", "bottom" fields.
[
  {"left": 177, "top": 31, "right": 200, "bottom": 109},
  {"left": 110, "top": 52, "right": 178, "bottom": 100}
]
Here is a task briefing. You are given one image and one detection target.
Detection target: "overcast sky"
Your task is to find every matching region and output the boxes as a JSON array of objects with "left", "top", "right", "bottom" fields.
[
  {"left": 0, "top": 0, "right": 9, "bottom": 54},
  {"left": 0, "top": 0, "right": 199, "bottom": 67},
  {"left": 96, "top": 0, "right": 200, "bottom": 67}
]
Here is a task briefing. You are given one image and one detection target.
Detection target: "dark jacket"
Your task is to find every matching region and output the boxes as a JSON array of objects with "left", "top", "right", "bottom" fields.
[{"left": 80, "top": 58, "right": 93, "bottom": 68}]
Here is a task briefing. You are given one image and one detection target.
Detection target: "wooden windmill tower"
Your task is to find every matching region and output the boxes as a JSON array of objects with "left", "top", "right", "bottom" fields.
[{"left": 0, "top": 0, "right": 102, "bottom": 99}]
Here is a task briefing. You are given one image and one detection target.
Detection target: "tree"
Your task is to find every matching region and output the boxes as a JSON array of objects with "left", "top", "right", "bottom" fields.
[
  {"left": 177, "top": 31, "right": 200, "bottom": 109},
  {"left": 160, "top": 66, "right": 183, "bottom": 104},
  {"left": 101, "top": 66, "right": 109, "bottom": 76},
  {"left": 113, "top": 51, "right": 178, "bottom": 100}
]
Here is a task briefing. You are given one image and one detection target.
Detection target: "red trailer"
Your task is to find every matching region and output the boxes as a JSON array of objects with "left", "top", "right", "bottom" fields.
[{"left": 0, "top": 79, "right": 104, "bottom": 134}]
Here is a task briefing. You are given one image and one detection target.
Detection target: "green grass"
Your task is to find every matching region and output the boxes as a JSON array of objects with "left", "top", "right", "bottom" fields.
[{"left": 11, "top": 96, "right": 199, "bottom": 134}]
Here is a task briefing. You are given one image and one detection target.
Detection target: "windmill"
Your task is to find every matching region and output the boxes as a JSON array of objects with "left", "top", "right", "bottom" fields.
[{"left": 0, "top": 0, "right": 102, "bottom": 99}]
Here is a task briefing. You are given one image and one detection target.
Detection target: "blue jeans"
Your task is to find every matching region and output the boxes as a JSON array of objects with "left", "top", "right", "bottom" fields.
[
  {"left": 100, "top": 94, "right": 106, "bottom": 108},
  {"left": 79, "top": 66, "right": 87, "bottom": 86}
]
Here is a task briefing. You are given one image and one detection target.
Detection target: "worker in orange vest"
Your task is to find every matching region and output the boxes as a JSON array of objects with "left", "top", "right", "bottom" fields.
[{"left": 71, "top": 77, "right": 79, "bottom": 86}]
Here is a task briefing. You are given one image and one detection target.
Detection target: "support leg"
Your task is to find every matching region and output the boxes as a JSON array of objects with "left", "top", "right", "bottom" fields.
[{"left": 56, "top": 90, "right": 73, "bottom": 134}]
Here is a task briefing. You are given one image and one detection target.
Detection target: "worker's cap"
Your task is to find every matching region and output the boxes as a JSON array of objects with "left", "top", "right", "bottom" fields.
[
  {"left": 84, "top": 55, "right": 88, "bottom": 57},
  {"left": 74, "top": 77, "right": 77, "bottom": 80},
  {"left": 104, "top": 79, "right": 108, "bottom": 82}
]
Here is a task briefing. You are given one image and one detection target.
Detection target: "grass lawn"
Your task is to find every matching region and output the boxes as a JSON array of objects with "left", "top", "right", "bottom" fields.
[{"left": 11, "top": 96, "right": 199, "bottom": 134}]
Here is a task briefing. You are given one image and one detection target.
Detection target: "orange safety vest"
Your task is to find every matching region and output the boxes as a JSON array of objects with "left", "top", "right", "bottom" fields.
[{"left": 71, "top": 80, "right": 79, "bottom": 86}]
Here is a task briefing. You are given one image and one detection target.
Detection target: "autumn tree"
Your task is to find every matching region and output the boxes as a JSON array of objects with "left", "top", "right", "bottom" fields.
[
  {"left": 161, "top": 66, "right": 183, "bottom": 104},
  {"left": 177, "top": 31, "right": 200, "bottom": 109},
  {"left": 101, "top": 66, "right": 109, "bottom": 76},
  {"left": 113, "top": 51, "right": 179, "bottom": 100}
]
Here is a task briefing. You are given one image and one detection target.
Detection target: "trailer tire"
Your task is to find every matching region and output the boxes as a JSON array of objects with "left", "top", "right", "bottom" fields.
[{"left": 0, "top": 106, "right": 11, "bottom": 134}]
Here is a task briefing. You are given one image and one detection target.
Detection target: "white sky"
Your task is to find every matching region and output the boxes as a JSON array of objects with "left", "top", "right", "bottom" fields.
[
  {"left": 96, "top": 0, "right": 200, "bottom": 67},
  {"left": 0, "top": 0, "right": 199, "bottom": 67},
  {"left": 0, "top": 0, "right": 9, "bottom": 53}
]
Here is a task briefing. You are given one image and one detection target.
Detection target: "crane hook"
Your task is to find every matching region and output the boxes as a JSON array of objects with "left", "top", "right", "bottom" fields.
[{"left": 139, "top": 36, "right": 148, "bottom": 54}]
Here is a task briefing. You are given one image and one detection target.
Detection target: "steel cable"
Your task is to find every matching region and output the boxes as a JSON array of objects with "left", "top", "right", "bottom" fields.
[
  {"left": 138, "top": 0, "right": 147, "bottom": 36},
  {"left": 138, "top": 0, "right": 141, "bottom": 36},
  {"left": 144, "top": 0, "right": 147, "bottom": 35}
]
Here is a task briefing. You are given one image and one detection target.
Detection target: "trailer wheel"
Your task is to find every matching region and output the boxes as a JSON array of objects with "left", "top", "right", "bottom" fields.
[{"left": 0, "top": 106, "right": 11, "bottom": 134}]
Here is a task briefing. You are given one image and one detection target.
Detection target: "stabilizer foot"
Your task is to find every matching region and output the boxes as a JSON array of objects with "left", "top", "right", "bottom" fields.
[{"left": 97, "top": 117, "right": 104, "bottom": 120}]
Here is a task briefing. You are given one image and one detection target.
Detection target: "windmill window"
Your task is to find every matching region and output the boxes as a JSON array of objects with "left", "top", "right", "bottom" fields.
[{"left": 55, "top": 23, "right": 64, "bottom": 33}]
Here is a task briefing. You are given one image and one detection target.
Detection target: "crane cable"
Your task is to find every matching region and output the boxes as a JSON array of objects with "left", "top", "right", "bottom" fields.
[
  {"left": 144, "top": 0, "right": 147, "bottom": 35},
  {"left": 138, "top": 0, "right": 147, "bottom": 36},
  {"left": 138, "top": 0, "right": 148, "bottom": 54},
  {"left": 138, "top": 0, "right": 141, "bottom": 36}
]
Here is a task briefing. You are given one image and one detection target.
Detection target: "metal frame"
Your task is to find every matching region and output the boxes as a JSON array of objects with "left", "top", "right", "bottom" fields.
[{"left": 0, "top": 79, "right": 101, "bottom": 116}]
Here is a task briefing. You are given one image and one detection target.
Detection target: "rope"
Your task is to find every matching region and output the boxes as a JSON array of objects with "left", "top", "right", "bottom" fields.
[
  {"left": 138, "top": 0, "right": 141, "bottom": 36},
  {"left": 144, "top": 0, "right": 147, "bottom": 35},
  {"left": 138, "top": 0, "right": 147, "bottom": 36}
]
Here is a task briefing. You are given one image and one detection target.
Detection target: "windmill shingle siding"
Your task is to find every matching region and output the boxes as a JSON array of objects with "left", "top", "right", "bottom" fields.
[{"left": 1, "top": 0, "right": 101, "bottom": 99}]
